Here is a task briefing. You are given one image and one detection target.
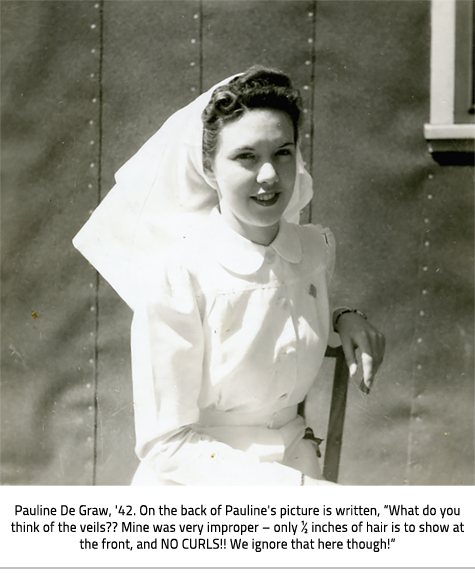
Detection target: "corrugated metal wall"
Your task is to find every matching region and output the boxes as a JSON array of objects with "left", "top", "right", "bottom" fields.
[{"left": 1, "top": 0, "right": 473, "bottom": 485}]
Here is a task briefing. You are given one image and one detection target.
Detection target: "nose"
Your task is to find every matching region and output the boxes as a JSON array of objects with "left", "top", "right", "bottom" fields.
[{"left": 256, "top": 161, "right": 278, "bottom": 186}]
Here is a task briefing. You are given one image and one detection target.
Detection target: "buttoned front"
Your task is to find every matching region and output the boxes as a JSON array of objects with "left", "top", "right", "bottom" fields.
[{"left": 131, "top": 208, "right": 337, "bottom": 486}]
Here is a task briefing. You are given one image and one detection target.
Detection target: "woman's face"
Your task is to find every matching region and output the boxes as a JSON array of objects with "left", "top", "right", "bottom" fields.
[{"left": 208, "top": 108, "right": 297, "bottom": 244}]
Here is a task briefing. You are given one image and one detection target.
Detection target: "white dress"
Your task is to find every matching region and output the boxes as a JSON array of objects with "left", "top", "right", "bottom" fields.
[{"left": 131, "top": 208, "right": 338, "bottom": 485}]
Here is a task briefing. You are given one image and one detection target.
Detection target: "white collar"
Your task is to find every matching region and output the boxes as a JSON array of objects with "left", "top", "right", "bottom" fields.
[{"left": 206, "top": 207, "right": 303, "bottom": 275}]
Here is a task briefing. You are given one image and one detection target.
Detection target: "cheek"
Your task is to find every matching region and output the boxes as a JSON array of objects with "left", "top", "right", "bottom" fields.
[
  {"left": 281, "top": 161, "right": 297, "bottom": 188},
  {"left": 216, "top": 165, "right": 254, "bottom": 195}
]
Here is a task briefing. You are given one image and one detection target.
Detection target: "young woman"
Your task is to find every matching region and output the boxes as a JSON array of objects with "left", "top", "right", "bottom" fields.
[{"left": 74, "top": 67, "right": 385, "bottom": 486}]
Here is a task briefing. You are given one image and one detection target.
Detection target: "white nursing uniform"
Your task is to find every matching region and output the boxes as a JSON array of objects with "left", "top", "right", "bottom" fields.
[{"left": 131, "top": 208, "right": 337, "bottom": 486}]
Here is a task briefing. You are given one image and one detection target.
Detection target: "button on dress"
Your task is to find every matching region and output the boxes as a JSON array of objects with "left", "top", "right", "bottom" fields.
[{"left": 131, "top": 208, "right": 338, "bottom": 485}]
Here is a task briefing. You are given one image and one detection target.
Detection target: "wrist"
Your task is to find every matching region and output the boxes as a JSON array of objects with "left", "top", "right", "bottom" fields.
[{"left": 333, "top": 308, "right": 367, "bottom": 332}]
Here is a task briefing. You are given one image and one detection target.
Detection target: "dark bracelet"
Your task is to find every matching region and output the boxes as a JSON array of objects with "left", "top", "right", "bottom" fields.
[{"left": 334, "top": 308, "right": 367, "bottom": 330}]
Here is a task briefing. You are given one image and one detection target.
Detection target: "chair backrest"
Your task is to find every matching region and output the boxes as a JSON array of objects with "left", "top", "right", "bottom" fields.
[
  {"left": 297, "top": 345, "right": 350, "bottom": 483},
  {"left": 322, "top": 346, "right": 350, "bottom": 483}
]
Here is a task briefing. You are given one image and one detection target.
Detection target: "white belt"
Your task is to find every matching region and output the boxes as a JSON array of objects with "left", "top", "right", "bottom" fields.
[{"left": 199, "top": 404, "right": 298, "bottom": 429}]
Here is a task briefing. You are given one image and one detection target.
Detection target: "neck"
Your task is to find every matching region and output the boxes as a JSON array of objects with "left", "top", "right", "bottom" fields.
[{"left": 219, "top": 207, "right": 280, "bottom": 246}]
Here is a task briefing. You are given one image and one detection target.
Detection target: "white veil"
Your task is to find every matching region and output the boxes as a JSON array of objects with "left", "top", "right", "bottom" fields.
[{"left": 73, "top": 74, "right": 314, "bottom": 309}]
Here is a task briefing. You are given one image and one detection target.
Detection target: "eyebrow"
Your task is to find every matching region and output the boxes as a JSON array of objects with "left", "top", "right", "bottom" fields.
[{"left": 232, "top": 142, "right": 296, "bottom": 152}]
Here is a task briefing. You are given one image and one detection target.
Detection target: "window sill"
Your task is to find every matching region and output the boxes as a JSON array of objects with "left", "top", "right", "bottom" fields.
[
  {"left": 424, "top": 124, "right": 475, "bottom": 161},
  {"left": 424, "top": 123, "right": 475, "bottom": 140}
]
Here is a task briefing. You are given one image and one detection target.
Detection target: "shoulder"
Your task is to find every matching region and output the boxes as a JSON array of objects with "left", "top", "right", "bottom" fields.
[
  {"left": 153, "top": 225, "right": 216, "bottom": 297},
  {"left": 295, "top": 224, "right": 336, "bottom": 273},
  {"left": 293, "top": 222, "right": 335, "bottom": 258},
  {"left": 296, "top": 222, "right": 334, "bottom": 244},
  {"left": 134, "top": 242, "right": 198, "bottom": 306}
]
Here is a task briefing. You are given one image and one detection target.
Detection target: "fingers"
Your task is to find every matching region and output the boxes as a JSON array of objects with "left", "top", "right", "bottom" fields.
[
  {"left": 359, "top": 334, "right": 377, "bottom": 387},
  {"left": 338, "top": 317, "right": 386, "bottom": 392},
  {"left": 340, "top": 332, "right": 358, "bottom": 378},
  {"left": 357, "top": 329, "right": 385, "bottom": 388},
  {"left": 361, "top": 352, "right": 373, "bottom": 391}
]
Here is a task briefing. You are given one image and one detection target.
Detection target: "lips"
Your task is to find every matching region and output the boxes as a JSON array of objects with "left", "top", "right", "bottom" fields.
[{"left": 250, "top": 192, "right": 280, "bottom": 207}]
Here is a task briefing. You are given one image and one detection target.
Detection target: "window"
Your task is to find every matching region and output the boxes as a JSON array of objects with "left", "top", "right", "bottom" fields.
[{"left": 424, "top": 0, "right": 475, "bottom": 161}]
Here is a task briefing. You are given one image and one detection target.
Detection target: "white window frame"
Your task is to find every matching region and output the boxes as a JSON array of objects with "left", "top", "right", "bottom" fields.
[{"left": 424, "top": 0, "right": 475, "bottom": 153}]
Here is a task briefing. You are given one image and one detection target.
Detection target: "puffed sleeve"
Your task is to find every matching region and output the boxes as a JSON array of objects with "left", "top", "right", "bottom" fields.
[
  {"left": 309, "top": 225, "right": 340, "bottom": 348},
  {"left": 321, "top": 226, "right": 336, "bottom": 282},
  {"left": 131, "top": 260, "right": 303, "bottom": 485}
]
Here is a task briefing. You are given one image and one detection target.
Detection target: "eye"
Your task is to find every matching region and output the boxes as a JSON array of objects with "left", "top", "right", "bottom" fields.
[
  {"left": 234, "top": 152, "right": 256, "bottom": 161},
  {"left": 276, "top": 148, "right": 294, "bottom": 158}
]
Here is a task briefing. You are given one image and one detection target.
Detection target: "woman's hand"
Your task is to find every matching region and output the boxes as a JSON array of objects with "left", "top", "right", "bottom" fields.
[{"left": 336, "top": 311, "right": 385, "bottom": 393}]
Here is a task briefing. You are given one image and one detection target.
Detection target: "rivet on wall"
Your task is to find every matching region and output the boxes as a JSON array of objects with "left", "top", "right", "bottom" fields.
[
  {"left": 85, "top": 0, "right": 104, "bottom": 486},
  {"left": 189, "top": 5, "right": 201, "bottom": 95},
  {"left": 299, "top": 2, "right": 316, "bottom": 225},
  {"left": 408, "top": 168, "right": 437, "bottom": 482}
]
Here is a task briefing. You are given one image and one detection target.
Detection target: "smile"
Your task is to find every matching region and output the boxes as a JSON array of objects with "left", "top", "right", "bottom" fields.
[{"left": 251, "top": 192, "right": 280, "bottom": 207}]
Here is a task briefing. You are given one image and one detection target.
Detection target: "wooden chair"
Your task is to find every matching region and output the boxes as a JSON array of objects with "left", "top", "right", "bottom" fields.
[{"left": 298, "top": 346, "right": 350, "bottom": 483}]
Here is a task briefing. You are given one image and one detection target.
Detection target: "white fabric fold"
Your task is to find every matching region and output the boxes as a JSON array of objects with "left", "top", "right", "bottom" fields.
[{"left": 73, "top": 74, "right": 313, "bottom": 309}]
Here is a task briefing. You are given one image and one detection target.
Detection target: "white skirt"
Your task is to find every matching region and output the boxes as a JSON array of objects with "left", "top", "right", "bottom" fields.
[{"left": 131, "top": 420, "right": 323, "bottom": 486}]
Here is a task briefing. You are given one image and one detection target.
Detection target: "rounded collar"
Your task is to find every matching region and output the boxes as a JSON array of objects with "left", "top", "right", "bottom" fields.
[{"left": 207, "top": 208, "right": 303, "bottom": 275}]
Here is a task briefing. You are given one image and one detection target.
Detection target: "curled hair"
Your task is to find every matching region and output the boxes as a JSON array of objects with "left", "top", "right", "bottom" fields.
[{"left": 201, "top": 66, "right": 302, "bottom": 173}]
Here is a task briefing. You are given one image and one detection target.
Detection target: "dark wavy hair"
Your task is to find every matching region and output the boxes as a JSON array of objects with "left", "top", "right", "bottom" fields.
[{"left": 201, "top": 66, "right": 302, "bottom": 173}]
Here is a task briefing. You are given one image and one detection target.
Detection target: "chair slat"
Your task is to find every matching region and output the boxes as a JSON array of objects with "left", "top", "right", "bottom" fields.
[{"left": 323, "top": 346, "right": 350, "bottom": 482}]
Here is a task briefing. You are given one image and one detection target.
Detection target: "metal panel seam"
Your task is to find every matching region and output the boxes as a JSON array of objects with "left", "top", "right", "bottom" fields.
[
  {"left": 93, "top": 0, "right": 105, "bottom": 486},
  {"left": 308, "top": 0, "right": 317, "bottom": 224},
  {"left": 199, "top": 0, "right": 203, "bottom": 94}
]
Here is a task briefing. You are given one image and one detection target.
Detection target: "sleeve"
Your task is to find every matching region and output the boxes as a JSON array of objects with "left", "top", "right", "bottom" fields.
[
  {"left": 311, "top": 225, "right": 341, "bottom": 348},
  {"left": 131, "top": 261, "right": 302, "bottom": 486}
]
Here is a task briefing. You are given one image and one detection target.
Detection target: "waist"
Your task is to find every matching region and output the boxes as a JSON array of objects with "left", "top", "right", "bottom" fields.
[{"left": 199, "top": 404, "right": 298, "bottom": 429}]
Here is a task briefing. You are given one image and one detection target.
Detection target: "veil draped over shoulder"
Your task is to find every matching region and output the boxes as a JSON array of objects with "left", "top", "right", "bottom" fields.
[{"left": 73, "top": 74, "right": 314, "bottom": 309}]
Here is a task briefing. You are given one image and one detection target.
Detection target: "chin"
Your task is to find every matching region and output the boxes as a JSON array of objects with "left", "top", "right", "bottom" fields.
[{"left": 249, "top": 214, "right": 283, "bottom": 228}]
